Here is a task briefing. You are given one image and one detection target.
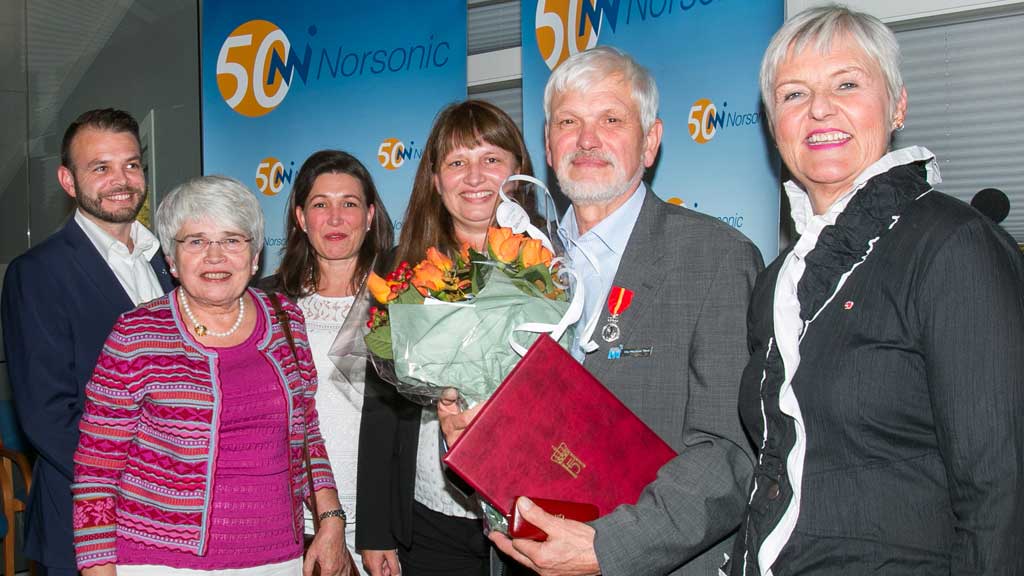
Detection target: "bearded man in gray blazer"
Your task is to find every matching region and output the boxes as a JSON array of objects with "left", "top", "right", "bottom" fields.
[{"left": 482, "top": 46, "right": 764, "bottom": 576}]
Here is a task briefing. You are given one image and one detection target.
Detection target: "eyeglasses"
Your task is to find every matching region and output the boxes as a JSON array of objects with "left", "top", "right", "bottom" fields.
[{"left": 174, "top": 236, "right": 253, "bottom": 254}]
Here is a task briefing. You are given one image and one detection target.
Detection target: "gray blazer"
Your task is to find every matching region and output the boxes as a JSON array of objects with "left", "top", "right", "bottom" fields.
[{"left": 585, "top": 189, "right": 763, "bottom": 576}]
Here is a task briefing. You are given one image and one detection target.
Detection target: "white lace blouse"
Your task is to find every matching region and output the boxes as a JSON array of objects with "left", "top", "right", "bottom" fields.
[{"left": 298, "top": 293, "right": 364, "bottom": 528}]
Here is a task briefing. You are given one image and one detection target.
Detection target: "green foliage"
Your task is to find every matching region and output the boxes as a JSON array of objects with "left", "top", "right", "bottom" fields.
[
  {"left": 364, "top": 324, "right": 394, "bottom": 360},
  {"left": 394, "top": 286, "right": 425, "bottom": 305}
]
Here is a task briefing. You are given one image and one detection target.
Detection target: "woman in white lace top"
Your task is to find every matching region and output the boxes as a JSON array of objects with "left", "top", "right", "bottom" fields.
[{"left": 263, "top": 150, "right": 394, "bottom": 575}]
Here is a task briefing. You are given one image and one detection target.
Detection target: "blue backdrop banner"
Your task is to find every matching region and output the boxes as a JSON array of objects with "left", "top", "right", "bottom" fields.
[
  {"left": 522, "top": 0, "right": 782, "bottom": 259},
  {"left": 201, "top": 0, "right": 467, "bottom": 273}
]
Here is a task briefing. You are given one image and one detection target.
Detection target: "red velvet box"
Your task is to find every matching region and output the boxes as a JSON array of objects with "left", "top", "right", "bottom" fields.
[
  {"left": 443, "top": 335, "right": 677, "bottom": 518},
  {"left": 508, "top": 497, "right": 599, "bottom": 541}
]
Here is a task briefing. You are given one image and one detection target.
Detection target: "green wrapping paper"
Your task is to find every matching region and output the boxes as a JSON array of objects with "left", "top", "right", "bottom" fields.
[{"left": 387, "top": 270, "right": 572, "bottom": 406}]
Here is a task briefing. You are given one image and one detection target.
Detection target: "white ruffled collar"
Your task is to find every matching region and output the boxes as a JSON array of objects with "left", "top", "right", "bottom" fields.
[{"left": 785, "top": 146, "right": 941, "bottom": 236}]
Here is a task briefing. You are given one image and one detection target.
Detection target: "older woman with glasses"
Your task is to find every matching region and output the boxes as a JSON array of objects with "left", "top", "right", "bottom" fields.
[{"left": 72, "top": 175, "right": 354, "bottom": 576}]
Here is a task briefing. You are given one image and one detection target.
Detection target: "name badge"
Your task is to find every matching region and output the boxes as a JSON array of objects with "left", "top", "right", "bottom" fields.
[{"left": 608, "top": 346, "right": 653, "bottom": 359}]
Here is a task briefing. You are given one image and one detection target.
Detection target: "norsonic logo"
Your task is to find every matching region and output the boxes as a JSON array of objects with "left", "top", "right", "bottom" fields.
[
  {"left": 666, "top": 197, "right": 746, "bottom": 229},
  {"left": 377, "top": 138, "right": 423, "bottom": 171},
  {"left": 217, "top": 20, "right": 294, "bottom": 117},
  {"left": 687, "top": 98, "right": 761, "bottom": 144},
  {"left": 534, "top": 0, "right": 720, "bottom": 70},
  {"left": 217, "top": 19, "right": 453, "bottom": 117},
  {"left": 255, "top": 157, "right": 295, "bottom": 196},
  {"left": 535, "top": 0, "right": 604, "bottom": 70}
]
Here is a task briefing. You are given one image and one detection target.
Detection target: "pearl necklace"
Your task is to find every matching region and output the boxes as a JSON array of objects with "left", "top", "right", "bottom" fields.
[{"left": 179, "top": 289, "right": 245, "bottom": 337}]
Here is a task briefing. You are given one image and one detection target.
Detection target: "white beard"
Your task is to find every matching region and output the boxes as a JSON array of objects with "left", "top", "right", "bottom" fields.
[{"left": 556, "top": 150, "right": 644, "bottom": 205}]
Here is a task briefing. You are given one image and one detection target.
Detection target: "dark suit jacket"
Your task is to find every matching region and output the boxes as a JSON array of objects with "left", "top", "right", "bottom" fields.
[
  {"left": 584, "top": 190, "right": 763, "bottom": 576},
  {"left": 355, "top": 368, "right": 422, "bottom": 551},
  {"left": 732, "top": 179, "right": 1024, "bottom": 575},
  {"left": 332, "top": 244, "right": 417, "bottom": 552},
  {"left": 1, "top": 218, "right": 173, "bottom": 568}
]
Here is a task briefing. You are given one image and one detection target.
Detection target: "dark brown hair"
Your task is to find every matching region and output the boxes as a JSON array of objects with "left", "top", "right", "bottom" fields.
[
  {"left": 61, "top": 108, "right": 140, "bottom": 169},
  {"left": 395, "top": 100, "right": 538, "bottom": 265},
  {"left": 275, "top": 150, "right": 394, "bottom": 299}
]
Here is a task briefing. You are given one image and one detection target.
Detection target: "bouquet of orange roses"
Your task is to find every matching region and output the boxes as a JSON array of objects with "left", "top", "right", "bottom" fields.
[{"left": 361, "top": 226, "right": 572, "bottom": 405}]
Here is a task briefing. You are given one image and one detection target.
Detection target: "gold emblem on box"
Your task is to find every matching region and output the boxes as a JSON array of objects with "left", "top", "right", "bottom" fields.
[{"left": 551, "top": 442, "right": 585, "bottom": 479}]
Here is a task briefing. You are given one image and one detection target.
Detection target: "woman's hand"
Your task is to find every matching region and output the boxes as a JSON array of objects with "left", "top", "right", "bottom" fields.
[
  {"left": 437, "top": 388, "right": 483, "bottom": 447},
  {"left": 362, "top": 549, "right": 401, "bottom": 576},
  {"left": 304, "top": 516, "right": 355, "bottom": 576},
  {"left": 82, "top": 564, "right": 117, "bottom": 576}
]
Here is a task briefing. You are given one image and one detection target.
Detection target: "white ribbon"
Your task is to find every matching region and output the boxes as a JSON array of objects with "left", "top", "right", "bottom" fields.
[
  {"left": 494, "top": 174, "right": 593, "bottom": 356},
  {"left": 496, "top": 174, "right": 556, "bottom": 253},
  {"left": 508, "top": 265, "right": 586, "bottom": 357},
  {"left": 555, "top": 234, "right": 602, "bottom": 355}
]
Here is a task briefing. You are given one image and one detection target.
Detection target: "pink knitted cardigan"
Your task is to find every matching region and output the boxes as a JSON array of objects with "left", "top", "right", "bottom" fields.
[{"left": 71, "top": 288, "right": 335, "bottom": 569}]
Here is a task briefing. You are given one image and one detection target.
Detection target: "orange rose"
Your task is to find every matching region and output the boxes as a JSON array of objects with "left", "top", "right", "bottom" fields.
[
  {"left": 519, "top": 238, "right": 553, "bottom": 268},
  {"left": 367, "top": 272, "right": 396, "bottom": 304},
  {"left": 487, "top": 227, "right": 511, "bottom": 251},
  {"left": 425, "top": 246, "right": 454, "bottom": 272},
  {"left": 411, "top": 261, "right": 446, "bottom": 295},
  {"left": 458, "top": 242, "right": 472, "bottom": 267},
  {"left": 499, "top": 236, "right": 524, "bottom": 264},
  {"left": 487, "top": 226, "right": 523, "bottom": 264}
]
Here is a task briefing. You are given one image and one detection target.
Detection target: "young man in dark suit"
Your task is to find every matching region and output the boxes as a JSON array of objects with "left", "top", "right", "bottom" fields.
[{"left": 1, "top": 108, "right": 174, "bottom": 575}]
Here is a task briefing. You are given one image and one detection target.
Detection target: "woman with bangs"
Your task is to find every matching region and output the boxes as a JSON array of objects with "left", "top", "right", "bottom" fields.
[{"left": 356, "top": 100, "right": 540, "bottom": 576}]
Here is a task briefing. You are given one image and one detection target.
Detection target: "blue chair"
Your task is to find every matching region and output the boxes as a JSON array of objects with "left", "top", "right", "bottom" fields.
[
  {"left": 0, "top": 401, "right": 26, "bottom": 454},
  {"left": 0, "top": 398, "right": 33, "bottom": 576},
  {"left": 0, "top": 436, "right": 31, "bottom": 576}
]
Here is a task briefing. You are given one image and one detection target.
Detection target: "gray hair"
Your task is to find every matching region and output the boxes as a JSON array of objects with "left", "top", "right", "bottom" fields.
[
  {"left": 155, "top": 175, "right": 264, "bottom": 265},
  {"left": 760, "top": 5, "right": 903, "bottom": 128},
  {"left": 543, "top": 45, "right": 659, "bottom": 133}
]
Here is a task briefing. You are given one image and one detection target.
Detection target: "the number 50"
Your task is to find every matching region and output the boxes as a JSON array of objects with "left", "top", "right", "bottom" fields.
[
  {"left": 256, "top": 160, "right": 284, "bottom": 195},
  {"left": 377, "top": 139, "right": 406, "bottom": 170}
]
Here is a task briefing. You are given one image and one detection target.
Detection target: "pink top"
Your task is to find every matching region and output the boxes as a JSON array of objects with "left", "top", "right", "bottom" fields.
[
  {"left": 118, "top": 310, "right": 302, "bottom": 568},
  {"left": 73, "top": 290, "right": 334, "bottom": 569}
]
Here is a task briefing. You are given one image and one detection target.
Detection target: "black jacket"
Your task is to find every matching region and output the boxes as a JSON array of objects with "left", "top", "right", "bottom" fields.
[{"left": 732, "top": 161, "right": 1024, "bottom": 575}]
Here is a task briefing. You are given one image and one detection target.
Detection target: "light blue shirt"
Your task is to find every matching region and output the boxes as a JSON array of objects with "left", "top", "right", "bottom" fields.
[{"left": 557, "top": 183, "right": 646, "bottom": 361}]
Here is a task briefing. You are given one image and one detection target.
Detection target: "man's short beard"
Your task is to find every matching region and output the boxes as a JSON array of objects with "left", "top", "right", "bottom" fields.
[
  {"left": 556, "top": 150, "right": 644, "bottom": 205},
  {"left": 74, "top": 174, "right": 147, "bottom": 224}
]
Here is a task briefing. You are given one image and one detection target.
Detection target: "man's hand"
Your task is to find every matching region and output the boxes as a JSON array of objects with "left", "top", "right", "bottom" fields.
[
  {"left": 489, "top": 497, "right": 601, "bottom": 576},
  {"left": 304, "top": 517, "right": 354, "bottom": 576},
  {"left": 437, "top": 388, "right": 483, "bottom": 447},
  {"left": 362, "top": 548, "right": 401, "bottom": 576}
]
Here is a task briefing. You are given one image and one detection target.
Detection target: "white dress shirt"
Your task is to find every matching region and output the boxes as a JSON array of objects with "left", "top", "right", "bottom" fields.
[{"left": 74, "top": 210, "right": 164, "bottom": 306}]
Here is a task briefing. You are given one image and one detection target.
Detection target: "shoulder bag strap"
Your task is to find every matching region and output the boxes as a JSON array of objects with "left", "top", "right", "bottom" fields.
[{"left": 269, "top": 292, "right": 321, "bottom": 535}]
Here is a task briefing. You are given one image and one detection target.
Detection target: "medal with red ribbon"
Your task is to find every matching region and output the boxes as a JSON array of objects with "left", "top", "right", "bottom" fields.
[{"left": 601, "top": 286, "right": 634, "bottom": 343}]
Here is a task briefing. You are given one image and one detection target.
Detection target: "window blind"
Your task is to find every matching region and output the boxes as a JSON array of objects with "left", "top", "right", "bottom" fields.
[
  {"left": 892, "top": 9, "right": 1024, "bottom": 241},
  {"left": 467, "top": 0, "right": 524, "bottom": 130},
  {"left": 468, "top": 0, "right": 521, "bottom": 55}
]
